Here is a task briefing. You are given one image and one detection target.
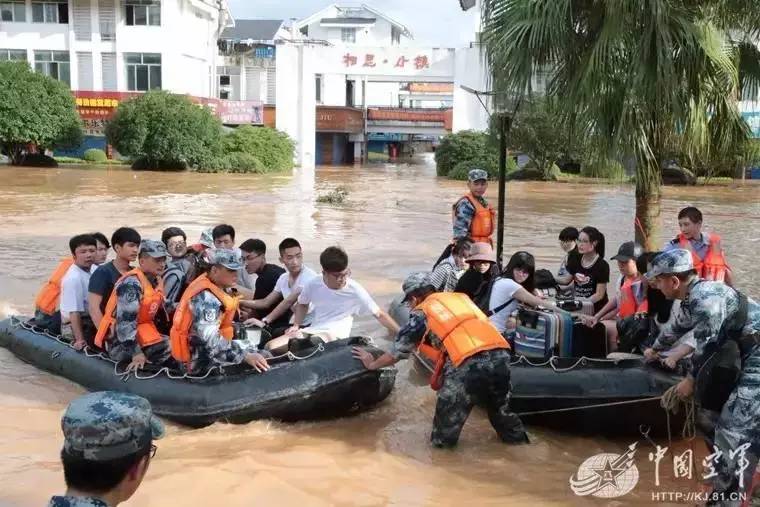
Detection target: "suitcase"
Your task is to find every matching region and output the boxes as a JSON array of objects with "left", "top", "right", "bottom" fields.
[{"left": 514, "top": 306, "right": 574, "bottom": 359}]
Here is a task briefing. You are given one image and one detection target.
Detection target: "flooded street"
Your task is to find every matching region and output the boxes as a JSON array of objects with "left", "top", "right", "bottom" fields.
[{"left": 1, "top": 156, "right": 760, "bottom": 505}]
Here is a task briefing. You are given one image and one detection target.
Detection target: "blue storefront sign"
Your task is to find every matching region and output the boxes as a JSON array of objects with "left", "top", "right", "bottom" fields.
[
  {"left": 367, "top": 133, "right": 409, "bottom": 142},
  {"left": 254, "top": 46, "right": 275, "bottom": 59}
]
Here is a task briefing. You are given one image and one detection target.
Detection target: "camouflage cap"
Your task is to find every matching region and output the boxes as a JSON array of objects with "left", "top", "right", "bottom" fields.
[
  {"left": 61, "top": 391, "right": 164, "bottom": 462},
  {"left": 402, "top": 271, "right": 434, "bottom": 301},
  {"left": 198, "top": 228, "right": 214, "bottom": 248},
  {"left": 645, "top": 249, "right": 694, "bottom": 279},
  {"left": 468, "top": 168, "right": 489, "bottom": 182},
  {"left": 139, "top": 239, "right": 169, "bottom": 259},
  {"left": 207, "top": 248, "right": 242, "bottom": 271}
]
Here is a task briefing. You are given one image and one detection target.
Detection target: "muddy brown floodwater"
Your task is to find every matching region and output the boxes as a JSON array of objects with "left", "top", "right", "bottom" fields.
[{"left": 1, "top": 156, "right": 759, "bottom": 506}]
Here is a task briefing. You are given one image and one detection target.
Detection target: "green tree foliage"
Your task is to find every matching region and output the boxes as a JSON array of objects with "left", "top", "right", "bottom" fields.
[
  {"left": 106, "top": 90, "right": 222, "bottom": 170},
  {"left": 435, "top": 130, "right": 499, "bottom": 177},
  {"left": 0, "top": 61, "right": 83, "bottom": 164},
  {"left": 480, "top": 0, "right": 760, "bottom": 250},
  {"left": 508, "top": 100, "right": 569, "bottom": 180},
  {"left": 83, "top": 148, "right": 107, "bottom": 163},
  {"left": 221, "top": 125, "right": 295, "bottom": 172}
]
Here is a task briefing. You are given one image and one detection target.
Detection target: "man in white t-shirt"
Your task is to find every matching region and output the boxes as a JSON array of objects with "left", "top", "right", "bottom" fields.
[
  {"left": 288, "top": 246, "right": 400, "bottom": 341},
  {"left": 241, "top": 238, "right": 318, "bottom": 336},
  {"left": 60, "top": 234, "right": 97, "bottom": 350}
]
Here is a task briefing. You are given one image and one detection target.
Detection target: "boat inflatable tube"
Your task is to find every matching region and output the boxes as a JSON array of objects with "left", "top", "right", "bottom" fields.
[{"left": 0, "top": 317, "right": 397, "bottom": 427}]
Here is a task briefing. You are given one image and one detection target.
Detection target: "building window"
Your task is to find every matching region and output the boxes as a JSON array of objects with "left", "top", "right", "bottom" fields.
[
  {"left": 315, "top": 74, "right": 322, "bottom": 104},
  {"left": 32, "top": 1, "right": 68, "bottom": 23},
  {"left": 125, "top": 0, "right": 160, "bottom": 26},
  {"left": 0, "top": 49, "right": 27, "bottom": 61},
  {"left": 125, "top": 52, "right": 161, "bottom": 91},
  {"left": 219, "top": 75, "right": 230, "bottom": 86},
  {"left": 341, "top": 28, "right": 356, "bottom": 43},
  {"left": 219, "top": 90, "right": 229, "bottom": 100},
  {"left": 34, "top": 50, "right": 70, "bottom": 85},
  {"left": 0, "top": 1, "right": 26, "bottom": 22}
]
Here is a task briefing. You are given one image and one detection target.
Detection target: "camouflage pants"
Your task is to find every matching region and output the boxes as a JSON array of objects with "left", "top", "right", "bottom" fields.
[
  {"left": 431, "top": 348, "right": 528, "bottom": 448},
  {"left": 109, "top": 336, "right": 172, "bottom": 367},
  {"left": 709, "top": 353, "right": 760, "bottom": 505}
]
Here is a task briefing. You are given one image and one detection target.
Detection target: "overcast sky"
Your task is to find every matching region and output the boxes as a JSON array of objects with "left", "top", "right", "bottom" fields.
[{"left": 226, "top": 0, "right": 479, "bottom": 48}]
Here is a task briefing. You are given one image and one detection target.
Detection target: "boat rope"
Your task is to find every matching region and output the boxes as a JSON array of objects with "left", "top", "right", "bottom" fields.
[
  {"left": 659, "top": 384, "right": 697, "bottom": 444},
  {"left": 516, "top": 395, "right": 664, "bottom": 417},
  {"left": 7, "top": 315, "right": 329, "bottom": 382},
  {"left": 510, "top": 354, "right": 623, "bottom": 372}
]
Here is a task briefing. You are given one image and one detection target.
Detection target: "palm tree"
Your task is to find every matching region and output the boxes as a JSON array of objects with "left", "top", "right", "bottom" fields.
[{"left": 479, "top": 0, "right": 760, "bottom": 250}]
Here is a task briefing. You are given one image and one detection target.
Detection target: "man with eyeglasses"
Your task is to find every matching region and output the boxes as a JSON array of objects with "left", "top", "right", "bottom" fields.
[
  {"left": 288, "top": 246, "right": 400, "bottom": 341},
  {"left": 238, "top": 239, "right": 285, "bottom": 321},
  {"left": 48, "top": 391, "right": 164, "bottom": 507}
]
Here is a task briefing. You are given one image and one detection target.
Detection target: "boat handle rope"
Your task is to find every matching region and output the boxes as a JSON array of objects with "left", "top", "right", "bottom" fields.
[
  {"left": 516, "top": 396, "right": 665, "bottom": 417},
  {"left": 9, "top": 314, "right": 328, "bottom": 382}
]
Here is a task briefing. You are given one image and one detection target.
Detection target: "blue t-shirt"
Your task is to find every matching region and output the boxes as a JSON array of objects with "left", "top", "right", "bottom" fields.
[{"left": 87, "top": 261, "right": 122, "bottom": 313}]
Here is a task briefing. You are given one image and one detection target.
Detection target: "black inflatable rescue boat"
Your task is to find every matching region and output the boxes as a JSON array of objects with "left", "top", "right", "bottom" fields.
[
  {"left": 392, "top": 295, "right": 684, "bottom": 436},
  {"left": 0, "top": 317, "right": 396, "bottom": 427}
]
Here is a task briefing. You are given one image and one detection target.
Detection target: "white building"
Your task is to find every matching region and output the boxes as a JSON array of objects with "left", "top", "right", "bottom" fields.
[
  {"left": 0, "top": 0, "right": 231, "bottom": 97},
  {"left": 216, "top": 18, "right": 287, "bottom": 104}
]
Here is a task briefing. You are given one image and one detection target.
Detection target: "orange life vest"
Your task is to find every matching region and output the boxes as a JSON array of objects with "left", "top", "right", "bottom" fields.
[
  {"left": 452, "top": 193, "right": 495, "bottom": 245},
  {"left": 34, "top": 258, "right": 75, "bottom": 315},
  {"left": 416, "top": 292, "right": 508, "bottom": 368},
  {"left": 169, "top": 273, "right": 239, "bottom": 365},
  {"left": 94, "top": 269, "right": 166, "bottom": 349},
  {"left": 678, "top": 233, "right": 729, "bottom": 282},
  {"left": 618, "top": 276, "right": 648, "bottom": 319}
]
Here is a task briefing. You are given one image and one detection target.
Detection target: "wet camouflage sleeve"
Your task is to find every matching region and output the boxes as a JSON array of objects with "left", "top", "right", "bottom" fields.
[
  {"left": 109, "top": 275, "right": 142, "bottom": 361},
  {"left": 188, "top": 289, "right": 246, "bottom": 373},
  {"left": 452, "top": 199, "right": 475, "bottom": 240},
  {"left": 48, "top": 496, "right": 109, "bottom": 507},
  {"left": 653, "top": 280, "right": 743, "bottom": 377},
  {"left": 391, "top": 309, "right": 430, "bottom": 360},
  {"left": 162, "top": 264, "right": 185, "bottom": 312}
]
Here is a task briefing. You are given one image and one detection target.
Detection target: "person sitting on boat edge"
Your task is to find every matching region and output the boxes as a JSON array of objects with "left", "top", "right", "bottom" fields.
[
  {"left": 49, "top": 391, "right": 164, "bottom": 507},
  {"left": 643, "top": 249, "right": 760, "bottom": 501},
  {"left": 454, "top": 242, "right": 499, "bottom": 312},
  {"left": 430, "top": 238, "right": 471, "bottom": 292},
  {"left": 237, "top": 238, "right": 285, "bottom": 323},
  {"left": 60, "top": 235, "right": 99, "bottom": 350},
  {"left": 90, "top": 232, "right": 110, "bottom": 271},
  {"left": 565, "top": 226, "right": 609, "bottom": 313},
  {"left": 352, "top": 272, "right": 529, "bottom": 448},
  {"left": 554, "top": 226, "right": 580, "bottom": 298},
  {"left": 89, "top": 228, "right": 141, "bottom": 330},
  {"left": 94, "top": 240, "right": 173, "bottom": 372},
  {"left": 663, "top": 206, "right": 733, "bottom": 286},
  {"left": 170, "top": 248, "right": 270, "bottom": 375},
  {"left": 286, "top": 246, "right": 399, "bottom": 343},
  {"left": 489, "top": 251, "right": 559, "bottom": 336},
  {"left": 434, "top": 168, "right": 495, "bottom": 267},
  {"left": 33, "top": 251, "right": 78, "bottom": 335},
  {"left": 240, "top": 237, "right": 318, "bottom": 341},
  {"left": 580, "top": 241, "right": 648, "bottom": 353}
]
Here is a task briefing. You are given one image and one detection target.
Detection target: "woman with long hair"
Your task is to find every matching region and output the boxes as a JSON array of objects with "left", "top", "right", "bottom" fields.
[{"left": 488, "top": 251, "right": 557, "bottom": 334}]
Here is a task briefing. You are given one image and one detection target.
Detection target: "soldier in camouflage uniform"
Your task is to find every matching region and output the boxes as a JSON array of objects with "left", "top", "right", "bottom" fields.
[
  {"left": 99, "top": 240, "right": 171, "bottom": 371},
  {"left": 645, "top": 249, "right": 760, "bottom": 504},
  {"left": 181, "top": 248, "right": 270, "bottom": 375},
  {"left": 49, "top": 391, "right": 164, "bottom": 507},
  {"left": 353, "top": 272, "right": 528, "bottom": 448},
  {"left": 452, "top": 168, "right": 493, "bottom": 243}
]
